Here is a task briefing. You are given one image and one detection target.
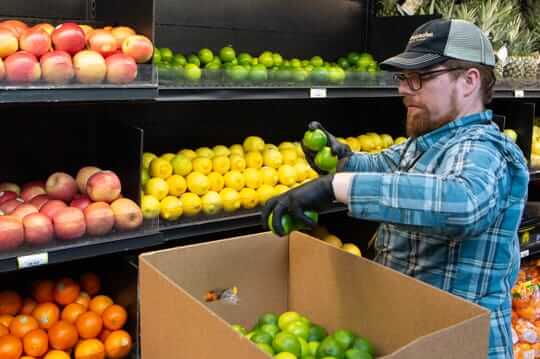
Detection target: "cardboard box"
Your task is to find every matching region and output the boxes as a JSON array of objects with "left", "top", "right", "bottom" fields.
[{"left": 139, "top": 232, "right": 490, "bottom": 358}]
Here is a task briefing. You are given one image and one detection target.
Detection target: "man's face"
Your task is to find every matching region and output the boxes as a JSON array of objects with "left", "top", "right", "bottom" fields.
[{"left": 398, "top": 66, "right": 461, "bottom": 138}]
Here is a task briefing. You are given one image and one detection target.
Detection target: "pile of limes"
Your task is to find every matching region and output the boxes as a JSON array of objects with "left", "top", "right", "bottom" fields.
[{"left": 232, "top": 311, "right": 375, "bottom": 359}]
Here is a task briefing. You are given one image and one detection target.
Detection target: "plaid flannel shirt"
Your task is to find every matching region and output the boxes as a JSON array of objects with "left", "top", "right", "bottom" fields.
[{"left": 342, "top": 110, "right": 528, "bottom": 358}]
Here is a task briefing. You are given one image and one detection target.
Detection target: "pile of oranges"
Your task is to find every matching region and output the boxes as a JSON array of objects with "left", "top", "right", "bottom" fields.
[{"left": 0, "top": 273, "right": 132, "bottom": 359}]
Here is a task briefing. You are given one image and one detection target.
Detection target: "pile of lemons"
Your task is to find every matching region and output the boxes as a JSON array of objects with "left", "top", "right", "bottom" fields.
[{"left": 337, "top": 133, "right": 407, "bottom": 153}]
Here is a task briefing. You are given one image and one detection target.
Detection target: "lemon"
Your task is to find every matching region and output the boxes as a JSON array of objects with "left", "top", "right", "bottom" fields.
[
  {"left": 337, "top": 137, "right": 347, "bottom": 145},
  {"left": 294, "top": 162, "right": 309, "bottom": 182},
  {"left": 220, "top": 188, "right": 241, "bottom": 212},
  {"left": 145, "top": 178, "right": 169, "bottom": 200},
  {"left": 311, "top": 225, "right": 329, "bottom": 239},
  {"left": 346, "top": 137, "right": 360, "bottom": 151},
  {"left": 141, "top": 168, "right": 150, "bottom": 187},
  {"left": 380, "top": 134, "right": 394, "bottom": 148},
  {"left": 257, "top": 184, "right": 274, "bottom": 205},
  {"left": 263, "top": 150, "right": 283, "bottom": 169},
  {"left": 278, "top": 141, "right": 296, "bottom": 151},
  {"left": 244, "top": 168, "right": 262, "bottom": 189},
  {"left": 160, "top": 153, "right": 176, "bottom": 162},
  {"left": 534, "top": 142, "right": 540, "bottom": 156},
  {"left": 212, "top": 155, "right": 230, "bottom": 174},
  {"left": 280, "top": 149, "right": 298, "bottom": 165},
  {"left": 166, "top": 175, "right": 187, "bottom": 196},
  {"left": 171, "top": 155, "right": 193, "bottom": 176},
  {"left": 141, "top": 195, "right": 160, "bottom": 219},
  {"left": 224, "top": 170, "right": 245, "bottom": 191},
  {"left": 187, "top": 172, "right": 210, "bottom": 196},
  {"left": 307, "top": 168, "right": 319, "bottom": 179},
  {"left": 243, "top": 136, "right": 265, "bottom": 152},
  {"left": 195, "top": 147, "right": 214, "bottom": 158},
  {"left": 160, "top": 196, "right": 183, "bottom": 221},
  {"left": 149, "top": 158, "right": 173, "bottom": 179},
  {"left": 394, "top": 136, "right": 408, "bottom": 145},
  {"left": 323, "top": 234, "right": 343, "bottom": 248},
  {"left": 278, "top": 165, "right": 297, "bottom": 186},
  {"left": 260, "top": 166, "right": 278, "bottom": 186},
  {"left": 368, "top": 133, "right": 383, "bottom": 150},
  {"left": 229, "top": 144, "right": 245, "bottom": 156},
  {"left": 180, "top": 192, "right": 202, "bottom": 216},
  {"left": 230, "top": 154, "right": 246, "bottom": 171},
  {"left": 192, "top": 157, "right": 213, "bottom": 175},
  {"left": 213, "top": 145, "right": 230, "bottom": 157},
  {"left": 264, "top": 144, "right": 279, "bottom": 152},
  {"left": 273, "top": 184, "right": 289, "bottom": 196},
  {"left": 178, "top": 149, "right": 197, "bottom": 160},
  {"left": 201, "top": 191, "right": 223, "bottom": 215},
  {"left": 245, "top": 151, "right": 263, "bottom": 169},
  {"left": 239, "top": 188, "right": 259, "bottom": 209},
  {"left": 143, "top": 152, "right": 157, "bottom": 169},
  {"left": 295, "top": 142, "right": 305, "bottom": 158},
  {"left": 358, "top": 134, "right": 375, "bottom": 152},
  {"left": 208, "top": 172, "right": 225, "bottom": 192},
  {"left": 342, "top": 243, "right": 362, "bottom": 256}
]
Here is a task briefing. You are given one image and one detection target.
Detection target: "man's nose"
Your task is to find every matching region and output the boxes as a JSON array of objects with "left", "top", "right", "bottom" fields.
[{"left": 398, "top": 80, "right": 415, "bottom": 96}]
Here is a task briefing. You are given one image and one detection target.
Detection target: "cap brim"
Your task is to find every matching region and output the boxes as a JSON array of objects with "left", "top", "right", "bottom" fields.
[{"left": 380, "top": 51, "right": 449, "bottom": 71}]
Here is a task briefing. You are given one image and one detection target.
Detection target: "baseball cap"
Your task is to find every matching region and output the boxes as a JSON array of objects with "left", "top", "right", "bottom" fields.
[{"left": 380, "top": 19, "right": 495, "bottom": 70}]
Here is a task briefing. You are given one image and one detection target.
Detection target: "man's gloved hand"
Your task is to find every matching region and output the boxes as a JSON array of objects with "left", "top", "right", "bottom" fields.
[
  {"left": 301, "top": 121, "right": 352, "bottom": 174},
  {"left": 262, "top": 174, "right": 335, "bottom": 236}
]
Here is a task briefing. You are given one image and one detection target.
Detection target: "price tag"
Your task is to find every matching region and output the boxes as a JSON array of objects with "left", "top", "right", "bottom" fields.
[
  {"left": 521, "top": 249, "right": 530, "bottom": 258},
  {"left": 310, "top": 88, "right": 327, "bottom": 98},
  {"left": 17, "top": 253, "right": 48, "bottom": 269},
  {"left": 514, "top": 89, "right": 525, "bottom": 98}
]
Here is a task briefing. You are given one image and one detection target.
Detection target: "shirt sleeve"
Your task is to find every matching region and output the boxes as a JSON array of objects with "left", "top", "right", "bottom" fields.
[
  {"left": 348, "top": 140, "right": 509, "bottom": 239},
  {"left": 342, "top": 143, "right": 405, "bottom": 173}
]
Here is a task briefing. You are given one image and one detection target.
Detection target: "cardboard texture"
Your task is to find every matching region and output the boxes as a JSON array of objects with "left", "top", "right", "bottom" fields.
[{"left": 140, "top": 231, "right": 490, "bottom": 359}]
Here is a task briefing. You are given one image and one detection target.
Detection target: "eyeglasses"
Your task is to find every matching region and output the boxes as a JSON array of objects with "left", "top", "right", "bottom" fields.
[{"left": 393, "top": 68, "right": 464, "bottom": 91}]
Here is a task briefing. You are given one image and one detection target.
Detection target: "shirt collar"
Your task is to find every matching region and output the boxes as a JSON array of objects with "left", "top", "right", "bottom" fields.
[{"left": 414, "top": 110, "right": 493, "bottom": 152}]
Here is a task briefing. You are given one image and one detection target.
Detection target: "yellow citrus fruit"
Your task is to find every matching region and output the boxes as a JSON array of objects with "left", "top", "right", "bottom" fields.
[
  {"left": 394, "top": 136, "right": 407, "bottom": 145},
  {"left": 212, "top": 145, "right": 230, "bottom": 157},
  {"left": 358, "top": 135, "right": 375, "bottom": 152},
  {"left": 264, "top": 144, "right": 279, "bottom": 152},
  {"left": 160, "top": 195, "right": 183, "bottom": 221},
  {"left": 278, "top": 141, "right": 296, "bottom": 151},
  {"left": 171, "top": 155, "right": 193, "bottom": 176},
  {"left": 178, "top": 149, "right": 197, "bottom": 160},
  {"left": 278, "top": 165, "right": 297, "bottom": 186},
  {"left": 311, "top": 225, "right": 329, "bottom": 239},
  {"left": 323, "top": 234, "right": 343, "bottom": 248},
  {"left": 141, "top": 195, "right": 160, "bottom": 219},
  {"left": 295, "top": 142, "right": 305, "bottom": 158},
  {"left": 263, "top": 150, "right": 283, "bottom": 169},
  {"left": 380, "top": 134, "right": 394, "bottom": 148},
  {"left": 337, "top": 137, "right": 347, "bottom": 144},
  {"left": 166, "top": 175, "right": 187, "bottom": 196},
  {"left": 195, "top": 147, "right": 214, "bottom": 158},
  {"left": 245, "top": 151, "right": 263, "bottom": 169},
  {"left": 244, "top": 168, "right": 262, "bottom": 189},
  {"left": 142, "top": 152, "right": 157, "bottom": 169},
  {"left": 212, "top": 156, "right": 231, "bottom": 174},
  {"left": 208, "top": 172, "right": 225, "bottom": 192},
  {"left": 260, "top": 166, "right": 278, "bottom": 186},
  {"left": 280, "top": 149, "right": 298, "bottom": 165},
  {"left": 186, "top": 172, "right": 210, "bottom": 196},
  {"left": 243, "top": 136, "right": 265, "bottom": 152},
  {"left": 160, "top": 153, "right": 176, "bottom": 162},
  {"left": 224, "top": 170, "right": 245, "bottom": 191},
  {"left": 180, "top": 192, "right": 202, "bottom": 216},
  {"left": 219, "top": 188, "right": 241, "bottom": 212},
  {"left": 145, "top": 177, "right": 169, "bottom": 200},
  {"left": 141, "top": 168, "right": 150, "bottom": 187},
  {"left": 346, "top": 137, "right": 360, "bottom": 151},
  {"left": 149, "top": 158, "right": 173, "bottom": 179},
  {"left": 342, "top": 243, "right": 362, "bottom": 256},
  {"left": 239, "top": 188, "right": 259, "bottom": 209},
  {"left": 192, "top": 157, "right": 213, "bottom": 175},
  {"left": 307, "top": 168, "right": 319, "bottom": 179},
  {"left": 257, "top": 184, "right": 274, "bottom": 205},
  {"left": 229, "top": 144, "right": 244, "bottom": 156},
  {"left": 201, "top": 191, "right": 223, "bottom": 215},
  {"left": 294, "top": 162, "right": 309, "bottom": 182},
  {"left": 368, "top": 133, "right": 383, "bottom": 150},
  {"left": 273, "top": 184, "right": 289, "bottom": 196},
  {"left": 230, "top": 154, "right": 246, "bottom": 171}
]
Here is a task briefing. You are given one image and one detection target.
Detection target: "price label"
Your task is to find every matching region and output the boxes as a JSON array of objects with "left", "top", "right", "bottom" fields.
[
  {"left": 521, "top": 249, "right": 530, "bottom": 258},
  {"left": 17, "top": 253, "right": 48, "bottom": 269},
  {"left": 514, "top": 89, "right": 525, "bottom": 98},
  {"left": 310, "top": 88, "right": 327, "bottom": 98}
]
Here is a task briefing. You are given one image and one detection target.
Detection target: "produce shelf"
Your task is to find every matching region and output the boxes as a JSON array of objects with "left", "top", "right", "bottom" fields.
[
  {"left": 531, "top": 169, "right": 540, "bottom": 181},
  {"left": 520, "top": 241, "right": 540, "bottom": 260}
]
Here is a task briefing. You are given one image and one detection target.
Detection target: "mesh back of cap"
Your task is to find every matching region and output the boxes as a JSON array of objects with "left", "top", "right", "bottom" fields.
[{"left": 444, "top": 20, "right": 495, "bottom": 66}]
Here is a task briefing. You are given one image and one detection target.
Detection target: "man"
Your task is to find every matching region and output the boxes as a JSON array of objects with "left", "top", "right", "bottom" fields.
[{"left": 262, "top": 19, "right": 529, "bottom": 358}]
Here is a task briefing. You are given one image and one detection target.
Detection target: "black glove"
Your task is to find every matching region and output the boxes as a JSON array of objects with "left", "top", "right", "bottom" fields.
[
  {"left": 301, "top": 121, "right": 352, "bottom": 174},
  {"left": 262, "top": 174, "right": 335, "bottom": 236}
]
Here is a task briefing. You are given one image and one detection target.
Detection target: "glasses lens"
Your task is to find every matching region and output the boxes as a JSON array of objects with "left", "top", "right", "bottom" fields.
[{"left": 408, "top": 73, "right": 421, "bottom": 90}]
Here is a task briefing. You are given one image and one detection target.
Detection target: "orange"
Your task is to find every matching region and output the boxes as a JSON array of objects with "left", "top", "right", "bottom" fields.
[
  {"left": 76, "top": 311, "right": 103, "bottom": 339},
  {"left": 74, "top": 339, "right": 105, "bottom": 359},
  {"left": 21, "top": 356, "right": 36, "bottom": 359},
  {"left": 44, "top": 350, "right": 71, "bottom": 359},
  {"left": 0, "top": 291, "right": 22, "bottom": 316},
  {"left": 0, "top": 335, "right": 23, "bottom": 359},
  {"left": 74, "top": 292, "right": 90, "bottom": 309},
  {"left": 104, "top": 330, "right": 132, "bottom": 359},
  {"left": 20, "top": 299, "right": 36, "bottom": 316},
  {"left": 54, "top": 278, "right": 80, "bottom": 306},
  {"left": 32, "top": 280, "right": 55, "bottom": 303},
  {"left": 0, "top": 324, "right": 8, "bottom": 337},
  {"left": 49, "top": 320, "right": 79, "bottom": 350},
  {"left": 0, "top": 315, "right": 14, "bottom": 328},
  {"left": 9, "top": 315, "right": 39, "bottom": 338},
  {"left": 22, "top": 328, "right": 48, "bottom": 357},
  {"left": 80, "top": 274, "right": 101, "bottom": 297},
  {"left": 61, "top": 303, "right": 87, "bottom": 324},
  {"left": 99, "top": 329, "right": 111, "bottom": 342},
  {"left": 89, "top": 296, "right": 113, "bottom": 316},
  {"left": 32, "top": 302, "right": 60, "bottom": 330},
  {"left": 102, "top": 305, "right": 127, "bottom": 331}
]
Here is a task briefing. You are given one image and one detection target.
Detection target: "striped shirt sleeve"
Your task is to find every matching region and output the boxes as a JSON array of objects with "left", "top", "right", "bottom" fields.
[{"left": 342, "top": 143, "right": 405, "bottom": 173}]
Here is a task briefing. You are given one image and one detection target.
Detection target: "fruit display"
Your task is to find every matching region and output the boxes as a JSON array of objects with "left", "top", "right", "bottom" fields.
[
  {"left": 232, "top": 310, "right": 375, "bottom": 358},
  {"left": 531, "top": 123, "right": 540, "bottom": 168},
  {"left": 0, "top": 19, "right": 153, "bottom": 85},
  {"left": 154, "top": 45, "right": 379, "bottom": 85},
  {"left": 0, "top": 272, "right": 133, "bottom": 359},
  {"left": 0, "top": 168, "right": 143, "bottom": 252},
  {"left": 308, "top": 225, "right": 362, "bottom": 257}
]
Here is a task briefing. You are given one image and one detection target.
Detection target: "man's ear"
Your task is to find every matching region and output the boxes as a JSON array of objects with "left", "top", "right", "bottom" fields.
[{"left": 461, "top": 68, "right": 481, "bottom": 98}]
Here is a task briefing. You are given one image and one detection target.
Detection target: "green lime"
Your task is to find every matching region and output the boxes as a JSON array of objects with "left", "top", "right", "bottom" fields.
[
  {"left": 184, "top": 63, "right": 202, "bottom": 82},
  {"left": 291, "top": 68, "right": 308, "bottom": 82},
  {"left": 345, "top": 349, "right": 372, "bottom": 359},
  {"left": 157, "top": 63, "right": 174, "bottom": 80},
  {"left": 246, "top": 331, "right": 256, "bottom": 340},
  {"left": 308, "top": 341, "right": 320, "bottom": 356},
  {"left": 251, "top": 58, "right": 259, "bottom": 66},
  {"left": 227, "top": 65, "right": 249, "bottom": 81},
  {"left": 356, "top": 53, "right": 374, "bottom": 68},
  {"left": 310, "top": 67, "right": 329, "bottom": 83},
  {"left": 231, "top": 324, "right": 247, "bottom": 335},
  {"left": 212, "top": 56, "right": 222, "bottom": 65},
  {"left": 283, "top": 60, "right": 290, "bottom": 67},
  {"left": 347, "top": 52, "right": 361, "bottom": 66},
  {"left": 187, "top": 54, "right": 201, "bottom": 66},
  {"left": 272, "top": 332, "right": 302, "bottom": 358},
  {"left": 152, "top": 49, "right": 161, "bottom": 64},
  {"left": 310, "top": 56, "right": 324, "bottom": 67},
  {"left": 273, "top": 53, "right": 284, "bottom": 66},
  {"left": 304, "top": 357, "right": 316, "bottom": 359},
  {"left": 314, "top": 147, "right": 338, "bottom": 172},
  {"left": 290, "top": 58, "right": 302, "bottom": 68},
  {"left": 302, "top": 60, "right": 310, "bottom": 67},
  {"left": 303, "top": 129, "right": 328, "bottom": 151},
  {"left": 238, "top": 52, "right": 253, "bottom": 66},
  {"left": 317, "top": 336, "right": 344, "bottom": 359},
  {"left": 251, "top": 331, "right": 273, "bottom": 346},
  {"left": 198, "top": 48, "right": 214, "bottom": 64},
  {"left": 172, "top": 64, "right": 184, "bottom": 78},
  {"left": 256, "top": 343, "right": 275, "bottom": 356},
  {"left": 337, "top": 57, "right": 349, "bottom": 69},
  {"left": 299, "top": 316, "right": 311, "bottom": 327},
  {"left": 276, "top": 66, "right": 292, "bottom": 81},
  {"left": 308, "top": 325, "right": 328, "bottom": 342},
  {"left": 285, "top": 321, "right": 310, "bottom": 341},
  {"left": 278, "top": 312, "right": 302, "bottom": 331},
  {"left": 220, "top": 46, "right": 236, "bottom": 62},
  {"left": 351, "top": 338, "right": 374, "bottom": 356},
  {"left": 333, "top": 330, "right": 356, "bottom": 351},
  {"left": 204, "top": 62, "right": 221, "bottom": 79},
  {"left": 160, "top": 47, "right": 173, "bottom": 63},
  {"left": 260, "top": 323, "right": 280, "bottom": 338},
  {"left": 328, "top": 67, "right": 345, "bottom": 83},
  {"left": 249, "top": 64, "right": 268, "bottom": 82},
  {"left": 259, "top": 51, "right": 274, "bottom": 68},
  {"left": 141, "top": 168, "right": 150, "bottom": 187},
  {"left": 172, "top": 53, "right": 186, "bottom": 66},
  {"left": 275, "top": 353, "right": 298, "bottom": 359},
  {"left": 258, "top": 313, "right": 279, "bottom": 327},
  {"left": 294, "top": 210, "right": 319, "bottom": 230},
  {"left": 269, "top": 212, "right": 295, "bottom": 235},
  {"left": 299, "top": 337, "right": 310, "bottom": 357}
]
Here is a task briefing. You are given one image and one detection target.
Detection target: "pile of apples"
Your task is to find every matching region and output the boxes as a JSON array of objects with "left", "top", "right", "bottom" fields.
[
  {"left": 0, "top": 167, "right": 144, "bottom": 252},
  {"left": 0, "top": 19, "right": 154, "bottom": 85}
]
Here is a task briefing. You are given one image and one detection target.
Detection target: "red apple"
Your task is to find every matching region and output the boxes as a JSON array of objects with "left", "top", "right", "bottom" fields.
[
  {"left": 22, "top": 180, "right": 45, "bottom": 192},
  {"left": 70, "top": 195, "right": 91, "bottom": 210},
  {"left": 73, "top": 50, "right": 106, "bottom": 84},
  {"left": 0, "top": 216, "right": 24, "bottom": 251},
  {"left": 53, "top": 207, "right": 86, "bottom": 240},
  {"left": 87, "top": 29, "right": 118, "bottom": 57},
  {"left": 0, "top": 20, "right": 28, "bottom": 38},
  {"left": 51, "top": 23, "right": 85, "bottom": 55},
  {"left": 86, "top": 171, "right": 121, "bottom": 203},
  {"left": 121, "top": 35, "right": 153, "bottom": 63},
  {"left": 0, "top": 198, "right": 24, "bottom": 215},
  {"left": 0, "top": 28, "right": 19, "bottom": 58},
  {"left": 23, "top": 213, "right": 53, "bottom": 245},
  {"left": 106, "top": 53, "right": 137, "bottom": 84},
  {"left": 40, "top": 200, "right": 67, "bottom": 220},
  {"left": 76, "top": 166, "right": 101, "bottom": 194},
  {"left": 21, "top": 185, "right": 47, "bottom": 202},
  {"left": 111, "top": 26, "right": 135, "bottom": 48},
  {"left": 46, "top": 172, "right": 77, "bottom": 203},
  {"left": 19, "top": 28, "right": 51, "bottom": 57},
  {"left": 11, "top": 203, "right": 38, "bottom": 221},
  {"left": 110, "top": 198, "right": 142, "bottom": 231},
  {"left": 5, "top": 51, "right": 41, "bottom": 83},
  {"left": 29, "top": 194, "right": 49, "bottom": 210},
  {"left": 40, "top": 50, "right": 74, "bottom": 84},
  {"left": 0, "top": 183, "right": 20, "bottom": 195},
  {"left": 84, "top": 202, "right": 115, "bottom": 236},
  {"left": 32, "top": 23, "right": 54, "bottom": 35},
  {"left": 0, "top": 191, "right": 17, "bottom": 206}
]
